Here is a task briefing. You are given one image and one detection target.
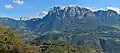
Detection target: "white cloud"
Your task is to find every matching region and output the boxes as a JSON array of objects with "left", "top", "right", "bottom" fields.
[
  {"left": 84, "top": 7, "right": 97, "bottom": 11},
  {"left": 38, "top": 11, "right": 48, "bottom": 18},
  {"left": 106, "top": 7, "right": 120, "bottom": 14},
  {"left": 20, "top": 16, "right": 36, "bottom": 20},
  {"left": 13, "top": 0, "right": 24, "bottom": 5},
  {"left": 5, "top": 4, "right": 14, "bottom": 9},
  {"left": 84, "top": 6, "right": 120, "bottom": 14}
]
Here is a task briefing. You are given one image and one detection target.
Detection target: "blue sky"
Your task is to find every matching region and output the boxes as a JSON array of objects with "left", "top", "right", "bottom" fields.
[{"left": 0, "top": 0, "right": 120, "bottom": 19}]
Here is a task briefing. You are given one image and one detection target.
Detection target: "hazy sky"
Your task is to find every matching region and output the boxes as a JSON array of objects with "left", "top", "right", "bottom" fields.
[{"left": 0, "top": 0, "right": 120, "bottom": 19}]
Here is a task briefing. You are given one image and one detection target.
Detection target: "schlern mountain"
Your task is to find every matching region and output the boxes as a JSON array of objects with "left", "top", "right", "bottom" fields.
[{"left": 1, "top": 6, "right": 120, "bottom": 53}]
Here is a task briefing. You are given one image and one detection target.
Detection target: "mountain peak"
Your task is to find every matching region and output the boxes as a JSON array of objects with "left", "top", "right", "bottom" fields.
[
  {"left": 95, "top": 9, "right": 119, "bottom": 17},
  {"left": 47, "top": 6, "right": 92, "bottom": 19}
]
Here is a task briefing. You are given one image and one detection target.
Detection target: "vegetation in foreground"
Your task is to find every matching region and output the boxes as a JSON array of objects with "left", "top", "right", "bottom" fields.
[{"left": 0, "top": 25, "right": 102, "bottom": 53}]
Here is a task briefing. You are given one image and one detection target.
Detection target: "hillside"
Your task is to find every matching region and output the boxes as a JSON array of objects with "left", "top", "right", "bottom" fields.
[{"left": 0, "top": 27, "right": 102, "bottom": 53}]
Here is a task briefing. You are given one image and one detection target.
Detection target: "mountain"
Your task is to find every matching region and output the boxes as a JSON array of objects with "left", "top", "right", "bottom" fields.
[
  {"left": 26, "top": 6, "right": 120, "bottom": 32},
  {"left": 1, "top": 6, "right": 120, "bottom": 53},
  {"left": 94, "top": 10, "right": 120, "bottom": 25}
]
